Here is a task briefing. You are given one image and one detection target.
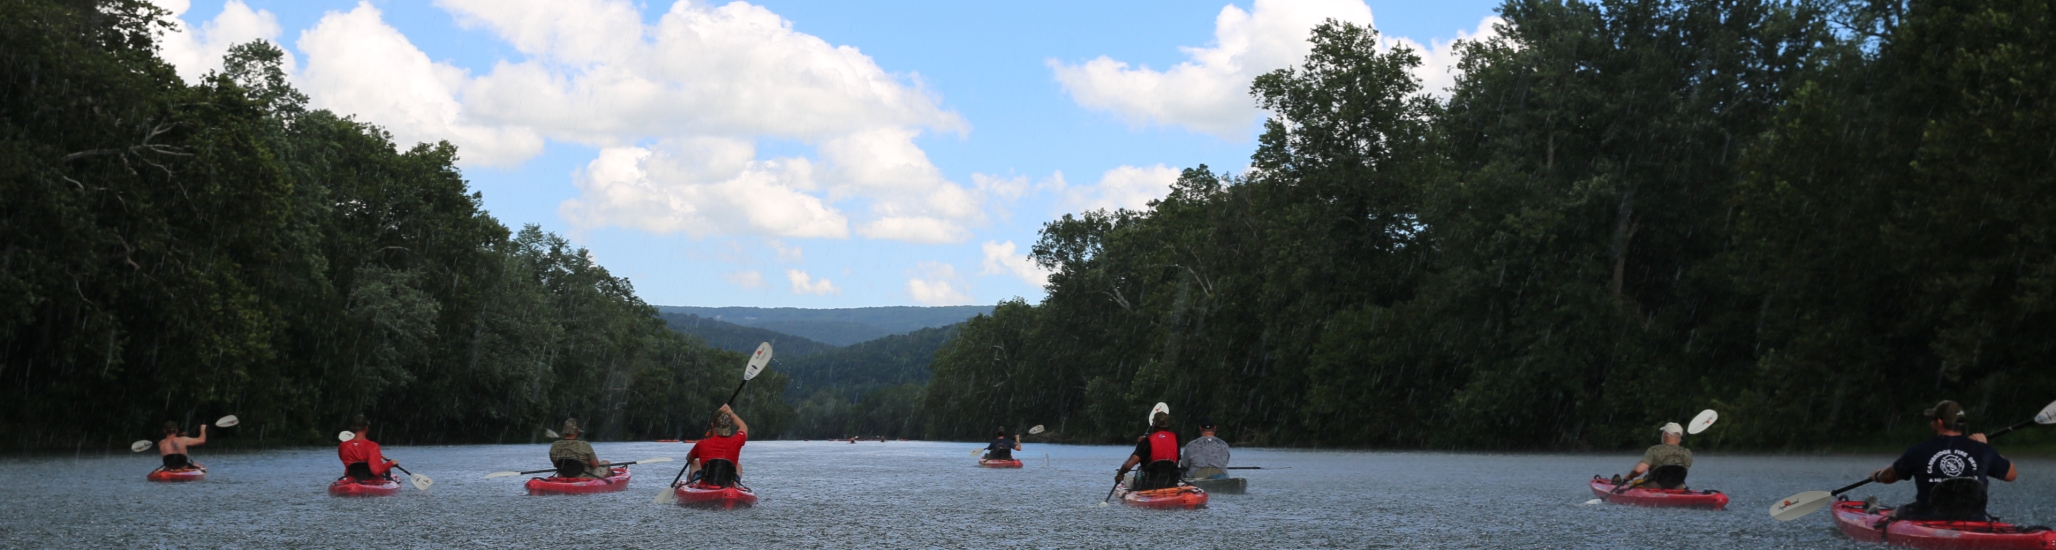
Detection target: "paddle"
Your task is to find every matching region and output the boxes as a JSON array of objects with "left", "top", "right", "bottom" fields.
[
  {"left": 485, "top": 457, "right": 673, "bottom": 479},
  {"left": 655, "top": 342, "right": 772, "bottom": 504},
  {"left": 1585, "top": 409, "right": 1720, "bottom": 505},
  {"left": 131, "top": 416, "right": 241, "bottom": 452},
  {"left": 338, "top": 431, "right": 433, "bottom": 490},
  {"left": 1098, "top": 406, "right": 1170, "bottom": 506},
  {"left": 1768, "top": 399, "right": 2056, "bottom": 522},
  {"left": 544, "top": 429, "right": 560, "bottom": 440}
]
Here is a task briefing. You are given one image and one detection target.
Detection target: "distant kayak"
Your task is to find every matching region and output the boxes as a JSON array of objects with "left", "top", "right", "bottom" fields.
[
  {"left": 1589, "top": 477, "right": 1728, "bottom": 510},
  {"left": 978, "top": 459, "right": 1023, "bottom": 468},
  {"left": 673, "top": 482, "right": 757, "bottom": 509},
  {"left": 147, "top": 467, "right": 205, "bottom": 482},
  {"left": 1831, "top": 498, "right": 2056, "bottom": 549},
  {"left": 1188, "top": 477, "right": 1246, "bottom": 494},
  {"left": 525, "top": 467, "right": 630, "bottom": 495},
  {"left": 1116, "top": 485, "right": 1207, "bottom": 510},
  {"left": 328, "top": 477, "right": 402, "bottom": 497}
]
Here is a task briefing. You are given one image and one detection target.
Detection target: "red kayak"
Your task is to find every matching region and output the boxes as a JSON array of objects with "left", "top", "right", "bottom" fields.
[
  {"left": 1831, "top": 498, "right": 2056, "bottom": 549},
  {"left": 147, "top": 466, "right": 206, "bottom": 482},
  {"left": 979, "top": 459, "right": 1023, "bottom": 468},
  {"left": 1117, "top": 485, "right": 1208, "bottom": 510},
  {"left": 1589, "top": 477, "right": 1729, "bottom": 510},
  {"left": 328, "top": 477, "right": 402, "bottom": 497},
  {"left": 672, "top": 482, "right": 757, "bottom": 509},
  {"left": 525, "top": 467, "right": 630, "bottom": 495}
]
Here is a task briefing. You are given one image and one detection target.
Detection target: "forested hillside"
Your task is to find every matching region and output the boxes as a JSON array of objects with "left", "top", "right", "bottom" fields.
[
  {"left": 0, "top": 1, "right": 791, "bottom": 450},
  {"left": 660, "top": 313, "right": 837, "bottom": 359},
  {"left": 782, "top": 326, "right": 955, "bottom": 440},
  {"left": 659, "top": 305, "right": 990, "bottom": 345},
  {"left": 926, "top": 0, "right": 2056, "bottom": 450}
]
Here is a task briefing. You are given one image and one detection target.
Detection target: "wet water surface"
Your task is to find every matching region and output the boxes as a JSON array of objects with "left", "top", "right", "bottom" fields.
[{"left": 2, "top": 441, "right": 2051, "bottom": 548}]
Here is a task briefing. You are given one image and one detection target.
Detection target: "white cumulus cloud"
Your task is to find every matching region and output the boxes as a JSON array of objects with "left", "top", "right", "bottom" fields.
[
  {"left": 297, "top": 2, "right": 544, "bottom": 167},
  {"left": 981, "top": 241, "right": 1052, "bottom": 288},
  {"left": 787, "top": 269, "right": 840, "bottom": 296},
  {"left": 725, "top": 270, "right": 765, "bottom": 289},
  {"left": 559, "top": 141, "right": 849, "bottom": 239},
  {"left": 148, "top": 0, "right": 289, "bottom": 83},
  {"left": 906, "top": 262, "right": 973, "bottom": 305},
  {"left": 1050, "top": 0, "right": 1499, "bottom": 139},
  {"left": 1062, "top": 164, "right": 1181, "bottom": 214}
]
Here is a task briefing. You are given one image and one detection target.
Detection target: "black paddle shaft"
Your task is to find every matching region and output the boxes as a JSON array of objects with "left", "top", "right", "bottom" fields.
[{"left": 1833, "top": 479, "right": 1872, "bottom": 496}]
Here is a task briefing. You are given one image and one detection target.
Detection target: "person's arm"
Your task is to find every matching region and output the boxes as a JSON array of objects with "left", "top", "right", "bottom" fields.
[
  {"left": 1870, "top": 466, "right": 1902, "bottom": 484},
  {"left": 1116, "top": 454, "right": 1142, "bottom": 482},
  {"left": 1623, "top": 462, "right": 1650, "bottom": 482},
  {"left": 723, "top": 404, "right": 749, "bottom": 435},
  {"left": 1012, "top": 434, "right": 1021, "bottom": 451},
  {"left": 181, "top": 425, "right": 207, "bottom": 447}
]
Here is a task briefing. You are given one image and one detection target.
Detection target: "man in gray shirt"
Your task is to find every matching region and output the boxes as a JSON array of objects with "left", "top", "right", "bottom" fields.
[{"left": 1181, "top": 417, "right": 1231, "bottom": 479}]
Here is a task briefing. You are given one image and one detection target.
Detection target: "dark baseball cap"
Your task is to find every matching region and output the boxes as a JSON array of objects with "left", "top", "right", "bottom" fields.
[{"left": 1924, "top": 400, "right": 1966, "bottom": 426}]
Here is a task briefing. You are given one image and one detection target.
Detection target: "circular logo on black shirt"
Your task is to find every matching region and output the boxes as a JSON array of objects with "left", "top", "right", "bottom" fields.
[{"left": 1938, "top": 454, "right": 1967, "bottom": 477}]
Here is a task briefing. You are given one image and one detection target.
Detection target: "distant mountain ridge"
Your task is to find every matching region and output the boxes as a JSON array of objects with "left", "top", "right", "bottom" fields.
[
  {"left": 653, "top": 305, "right": 991, "bottom": 346},
  {"left": 658, "top": 313, "right": 837, "bottom": 359}
]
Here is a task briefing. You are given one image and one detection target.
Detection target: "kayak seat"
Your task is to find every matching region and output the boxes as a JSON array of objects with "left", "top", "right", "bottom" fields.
[
  {"left": 1133, "top": 460, "right": 1181, "bottom": 491},
  {"left": 1930, "top": 476, "right": 1989, "bottom": 521},
  {"left": 161, "top": 453, "right": 191, "bottom": 470},
  {"left": 1647, "top": 465, "right": 1688, "bottom": 490},
  {"left": 700, "top": 459, "right": 739, "bottom": 487},
  {"left": 344, "top": 462, "right": 378, "bottom": 482},
  {"left": 554, "top": 458, "right": 588, "bottom": 479}
]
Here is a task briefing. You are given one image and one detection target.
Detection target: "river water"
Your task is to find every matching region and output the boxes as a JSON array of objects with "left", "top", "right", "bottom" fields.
[{"left": 0, "top": 440, "right": 2049, "bottom": 548}]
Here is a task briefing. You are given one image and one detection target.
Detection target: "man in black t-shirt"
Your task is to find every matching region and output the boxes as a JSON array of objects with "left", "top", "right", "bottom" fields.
[
  {"left": 1868, "top": 400, "right": 2020, "bottom": 521},
  {"left": 983, "top": 427, "right": 1020, "bottom": 461}
]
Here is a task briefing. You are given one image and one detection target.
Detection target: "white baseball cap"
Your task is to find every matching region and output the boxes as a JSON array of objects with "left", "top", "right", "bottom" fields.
[{"left": 1660, "top": 422, "right": 1684, "bottom": 435}]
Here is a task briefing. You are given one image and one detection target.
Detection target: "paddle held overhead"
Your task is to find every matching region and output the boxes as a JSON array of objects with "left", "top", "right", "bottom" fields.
[{"left": 656, "top": 342, "right": 771, "bottom": 505}]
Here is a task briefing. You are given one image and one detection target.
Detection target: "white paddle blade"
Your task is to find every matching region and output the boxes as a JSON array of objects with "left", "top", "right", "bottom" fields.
[
  {"left": 1148, "top": 402, "right": 1169, "bottom": 425},
  {"left": 1689, "top": 409, "right": 1717, "bottom": 434},
  {"left": 743, "top": 342, "right": 773, "bottom": 380},
  {"left": 1029, "top": 425, "right": 1045, "bottom": 435},
  {"left": 639, "top": 457, "right": 673, "bottom": 464},
  {"left": 484, "top": 471, "right": 520, "bottom": 479},
  {"left": 655, "top": 486, "right": 677, "bottom": 504},
  {"left": 2036, "top": 400, "right": 2056, "bottom": 424},
  {"left": 410, "top": 474, "right": 433, "bottom": 491},
  {"left": 971, "top": 447, "right": 985, "bottom": 457},
  {"left": 338, "top": 431, "right": 355, "bottom": 442},
  {"left": 544, "top": 429, "right": 560, "bottom": 439},
  {"left": 214, "top": 415, "right": 239, "bottom": 428},
  {"left": 1769, "top": 491, "right": 1833, "bottom": 521},
  {"left": 130, "top": 440, "right": 152, "bottom": 453},
  {"left": 1582, "top": 498, "right": 1603, "bottom": 505}
]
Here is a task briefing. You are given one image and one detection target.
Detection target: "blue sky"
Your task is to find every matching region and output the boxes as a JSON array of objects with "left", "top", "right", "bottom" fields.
[{"left": 149, "top": 0, "right": 1505, "bottom": 308}]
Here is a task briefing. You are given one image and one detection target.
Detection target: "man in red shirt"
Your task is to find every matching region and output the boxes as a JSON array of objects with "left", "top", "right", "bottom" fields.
[
  {"left": 686, "top": 404, "right": 748, "bottom": 486},
  {"left": 338, "top": 415, "right": 398, "bottom": 481}
]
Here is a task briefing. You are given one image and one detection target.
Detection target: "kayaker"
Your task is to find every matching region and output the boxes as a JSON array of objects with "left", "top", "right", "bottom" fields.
[
  {"left": 1181, "top": 417, "right": 1230, "bottom": 479},
  {"left": 157, "top": 421, "right": 207, "bottom": 470},
  {"left": 983, "top": 427, "right": 1020, "bottom": 461},
  {"left": 686, "top": 404, "right": 748, "bottom": 486},
  {"left": 1612, "top": 422, "right": 1692, "bottom": 489},
  {"left": 1866, "top": 400, "right": 2019, "bottom": 521},
  {"left": 548, "top": 418, "right": 611, "bottom": 479},
  {"left": 1117, "top": 412, "right": 1182, "bottom": 491},
  {"left": 338, "top": 415, "right": 398, "bottom": 482}
]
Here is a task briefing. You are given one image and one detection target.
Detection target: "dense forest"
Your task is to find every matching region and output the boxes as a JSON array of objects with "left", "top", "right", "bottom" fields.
[
  {"left": 781, "top": 326, "right": 956, "bottom": 440},
  {"left": 0, "top": 0, "right": 791, "bottom": 451},
  {"left": 926, "top": 0, "right": 2056, "bottom": 450}
]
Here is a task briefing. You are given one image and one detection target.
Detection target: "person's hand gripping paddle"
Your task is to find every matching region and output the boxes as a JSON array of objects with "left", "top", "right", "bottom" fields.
[
  {"left": 337, "top": 430, "right": 434, "bottom": 490},
  {"left": 656, "top": 342, "right": 771, "bottom": 504},
  {"left": 1768, "top": 399, "right": 2056, "bottom": 522},
  {"left": 1585, "top": 409, "right": 1717, "bottom": 505}
]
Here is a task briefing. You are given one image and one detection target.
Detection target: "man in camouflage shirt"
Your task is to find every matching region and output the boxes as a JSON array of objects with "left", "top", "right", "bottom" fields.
[
  {"left": 548, "top": 418, "right": 612, "bottom": 479},
  {"left": 1617, "top": 422, "right": 1693, "bottom": 489}
]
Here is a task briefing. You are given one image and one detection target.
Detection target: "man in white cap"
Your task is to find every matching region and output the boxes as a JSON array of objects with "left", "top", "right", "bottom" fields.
[{"left": 1615, "top": 422, "right": 1693, "bottom": 489}]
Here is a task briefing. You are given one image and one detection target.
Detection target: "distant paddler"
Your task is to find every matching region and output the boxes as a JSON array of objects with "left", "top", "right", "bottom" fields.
[
  {"left": 338, "top": 415, "right": 399, "bottom": 482},
  {"left": 686, "top": 404, "right": 749, "bottom": 486},
  {"left": 549, "top": 418, "right": 612, "bottom": 479},
  {"left": 1117, "top": 411, "right": 1183, "bottom": 491},
  {"left": 1181, "top": 417, "right": 1229, "bottom": 480},
  {"left": 981, "top": 427, "right": 1021, "bottom": 463},
  {"left": 1613, "top": 422, "right": 1693, "bottom": 489},
  {"left": 157, "top": 421, "right": 207, "bottom": 472}
]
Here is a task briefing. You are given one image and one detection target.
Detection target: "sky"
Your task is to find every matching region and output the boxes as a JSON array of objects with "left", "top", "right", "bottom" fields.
[{"left": 147, "top": 0, "right": 1506, "bottom": 308}]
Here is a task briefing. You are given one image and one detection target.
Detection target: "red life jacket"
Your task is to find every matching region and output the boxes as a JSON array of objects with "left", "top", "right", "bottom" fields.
[{"left": 1147, "top": 429, "right": 1178, "bottom": 463}]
